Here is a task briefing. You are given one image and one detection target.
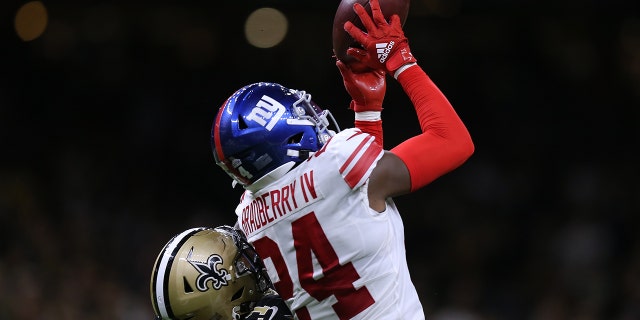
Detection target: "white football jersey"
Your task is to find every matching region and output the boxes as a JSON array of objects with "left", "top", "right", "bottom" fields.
[{"left": 236, "top": 128, "right": 425, "bottom": 320}]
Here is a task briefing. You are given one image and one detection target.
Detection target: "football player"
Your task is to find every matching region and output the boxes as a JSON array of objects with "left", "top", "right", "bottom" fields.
[
  {"left": 150, "top": 226, "right": 293, "bottom": 320},
  {"left": 210, "top": 0, "right": 474, "bottom": 318}
]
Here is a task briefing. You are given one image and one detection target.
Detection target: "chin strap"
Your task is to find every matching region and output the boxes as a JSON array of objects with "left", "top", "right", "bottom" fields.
[
  {"left": 244, "top": 161, "right": 297, "bottom": 193},
  {"left": 238, "top": 149, "right": 317, "bottom": 192},
  {"left": 286, "top": 149, "right": 312, "bottom": 160}
]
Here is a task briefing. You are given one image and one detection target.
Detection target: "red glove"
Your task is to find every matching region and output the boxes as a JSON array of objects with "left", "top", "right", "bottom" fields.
[
  {"left": 344, "top": 0, "right": 417, "bottom": 74},
  {"left": 336, "top": 59, "right": 386, "bottom": 112},
  {"left": 336, "top": 59, "right": 386, "bottom": 146}
]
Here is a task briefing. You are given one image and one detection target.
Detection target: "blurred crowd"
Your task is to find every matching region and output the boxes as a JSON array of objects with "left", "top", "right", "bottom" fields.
[{"left": 1, "top": 1, "right": 639, "bottom": 319}]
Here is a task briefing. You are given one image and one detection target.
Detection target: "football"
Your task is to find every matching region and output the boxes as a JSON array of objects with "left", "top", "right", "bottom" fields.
[{"left": 332, "top": 0, "right": 411, "bottom": 63}]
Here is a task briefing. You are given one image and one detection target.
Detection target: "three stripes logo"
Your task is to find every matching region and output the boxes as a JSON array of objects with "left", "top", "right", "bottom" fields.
[{"left": 376, "top": 41, "right": 395, "bottom": 63}]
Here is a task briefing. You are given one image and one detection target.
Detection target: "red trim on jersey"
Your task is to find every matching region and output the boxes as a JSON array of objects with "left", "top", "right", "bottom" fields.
[
  {"left": 340, "top": 135, "right": 382, "bottom": 188},
  {"left": 339, "top": 135, "right": 369, "bottom": 174},
  {"left": 345, "top": 140, "right": 381, "bottom": 188},
  {"left": 390, "top": 65, "right": 474, "bottom": 192},
  {"left": 345, "top": 130, "right": 364, "bottom": 141}
]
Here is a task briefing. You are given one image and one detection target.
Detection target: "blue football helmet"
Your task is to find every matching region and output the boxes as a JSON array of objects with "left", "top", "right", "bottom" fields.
[{"left": 212, "top": 82, "right": 340, "bottom": 190}]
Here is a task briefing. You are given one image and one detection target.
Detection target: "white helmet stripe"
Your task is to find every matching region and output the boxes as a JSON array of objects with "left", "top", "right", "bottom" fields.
[{"left": 152, "top": 227, "right": 206, "bottom": 319}]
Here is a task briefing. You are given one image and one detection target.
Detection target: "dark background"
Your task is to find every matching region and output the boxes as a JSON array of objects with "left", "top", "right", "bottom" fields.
[{"left": 1, "top": 0, "right": 639, "bottom": 319}]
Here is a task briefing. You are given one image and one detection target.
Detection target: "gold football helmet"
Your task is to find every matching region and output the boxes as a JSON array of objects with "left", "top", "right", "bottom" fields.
[{"left": 150, "top": 226, "right": 273, "bottom": 320}]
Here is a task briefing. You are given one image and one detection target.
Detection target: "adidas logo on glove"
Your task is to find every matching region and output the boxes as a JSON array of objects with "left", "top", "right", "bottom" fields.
[{"left": 376, "top": 41, "right": 395, "bottom": 63}]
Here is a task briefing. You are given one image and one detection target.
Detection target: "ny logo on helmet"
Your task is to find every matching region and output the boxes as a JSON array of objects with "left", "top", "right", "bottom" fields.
[
  {"left": 245, "top": 95, "right": 285, "bottom": 131},
  {"left": 187, "top": 250, "right": 230, "bottom": 291}
]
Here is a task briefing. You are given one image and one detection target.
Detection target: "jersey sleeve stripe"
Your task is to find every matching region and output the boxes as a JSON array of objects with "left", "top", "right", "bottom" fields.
[
  {"left": 339, "top": 134, "right": 371, "bottom": 174},
  {"left": 340, "top": 135, "right": 382, "bottom": 188},
  {"left": 344, "top": 139, "right": 381, "bottom": 188}
]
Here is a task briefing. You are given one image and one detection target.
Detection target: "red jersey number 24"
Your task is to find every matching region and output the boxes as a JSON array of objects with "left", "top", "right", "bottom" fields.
[{"left": 252, "top": 212, "right": 375, "bottom": 320}]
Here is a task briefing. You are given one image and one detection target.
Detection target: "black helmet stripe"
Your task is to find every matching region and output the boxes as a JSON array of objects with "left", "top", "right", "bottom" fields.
[{"left": 152, "top": 227, "right": 207, "bottom": 319}]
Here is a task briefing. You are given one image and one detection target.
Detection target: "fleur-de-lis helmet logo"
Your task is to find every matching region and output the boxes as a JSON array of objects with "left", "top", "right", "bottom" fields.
[{"left": 186, "top": 247, "right": 230, "bottom": 291}]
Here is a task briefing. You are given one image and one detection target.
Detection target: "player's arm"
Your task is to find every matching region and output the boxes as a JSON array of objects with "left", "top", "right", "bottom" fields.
[{"left": 343, "top": 0, "right": 474, "bottom": 210}]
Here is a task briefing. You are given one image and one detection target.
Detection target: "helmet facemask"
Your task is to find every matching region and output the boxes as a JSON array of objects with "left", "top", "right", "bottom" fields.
[
  {"left": 289, "top": 89, "right": 340, "bottom": 147},
  {"left": 214, "top": 226, "right": 273, "bottom": 294}
]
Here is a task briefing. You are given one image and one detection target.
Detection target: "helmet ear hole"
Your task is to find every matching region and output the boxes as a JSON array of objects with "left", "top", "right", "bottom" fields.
[
  {"left": 231, "top": 287, "right": 244, "bottom": 302},
  {"left": 288, "top": 132, "right": 303, "bottom": 144},
  {"left": 183, "top": 276, "right": 194, "bottom": 293},
  {"left": 238, "top": 116, "right": 248, "bottom": 130}
]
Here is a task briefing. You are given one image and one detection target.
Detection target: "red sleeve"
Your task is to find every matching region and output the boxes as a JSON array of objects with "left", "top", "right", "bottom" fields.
[
  {"left": 390, "top": 65, "right": 474, "bottom": 192},
  {"left": 354, "top": 119, "right": 383, "bottom": 147}
]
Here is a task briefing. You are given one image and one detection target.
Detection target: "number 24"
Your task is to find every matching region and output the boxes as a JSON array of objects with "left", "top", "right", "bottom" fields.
[{"left": 252, "top": 212, "right": 374, "bottom": 320}]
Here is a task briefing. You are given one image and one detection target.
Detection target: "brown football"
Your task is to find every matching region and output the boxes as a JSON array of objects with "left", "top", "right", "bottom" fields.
[{"left": 332, "top": 0, "right": 410, "bottom": 63}]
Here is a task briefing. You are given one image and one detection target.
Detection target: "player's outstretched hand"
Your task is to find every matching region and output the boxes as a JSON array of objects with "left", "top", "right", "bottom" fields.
[
  {"left": 336, "top": 60, "right": 386, "bottom": 112},
  {"left": 344, "top": 0, "right": 416, "bottom": 75}
]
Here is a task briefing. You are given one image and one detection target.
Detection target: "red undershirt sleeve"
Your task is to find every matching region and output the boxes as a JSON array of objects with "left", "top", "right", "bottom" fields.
[
  {"left": 354, "top": 119, "right": 383, "bottom": 147},
  {"left": 390, "top": 65, "right": 475, "bottom": 192}
]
